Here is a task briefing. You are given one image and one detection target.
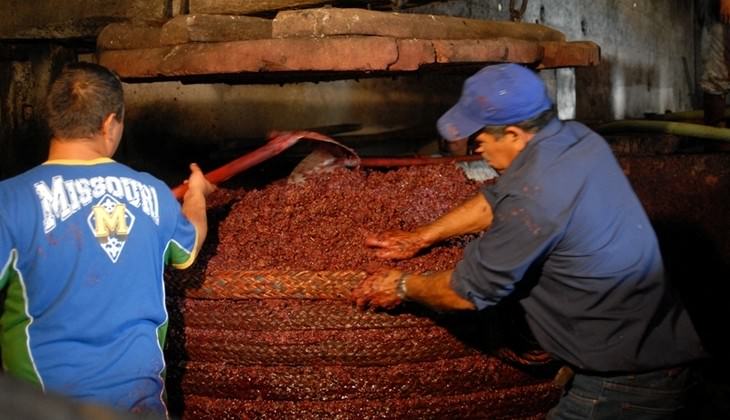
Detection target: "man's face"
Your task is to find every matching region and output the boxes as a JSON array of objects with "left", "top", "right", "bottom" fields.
[{"left": 473, "top": 128, "right": 526, "bottom": 173}]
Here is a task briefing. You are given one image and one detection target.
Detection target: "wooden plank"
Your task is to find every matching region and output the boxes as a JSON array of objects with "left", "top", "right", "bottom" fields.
[
  {"left": 391, "top": 38, "right": 545, "bottom": 69},
  {"left": 98, "top": 37, "right": 400, "bottom": 78},
  {"left": 432, "top": 38, "right": 543, "bottom": 65},
  {"left": 160, "top": 14, "right": 273, "bottom": 45},
  {"left": 97, "top": 36, "right": 600, "bottom": 79},
  {"left": 98, "top": 48, "right": 168, "bottom": 78},
  {"left": 273, "top": 8, "right": 566, "bottom": 42},
  {"left": 187, "top": 0, "right": 435, "bottom": 14},
  {"left": 97, "top": 22, "right": 163, "bottom": 50},
  {"left": 390, "top": 39, "right": 435, "bottom": 71},
  {"left": 537, "top": 41, "right": 601, "bottom": 69},
  {"left": 189, "top": 0, "right": 328, "bottom": 15}
]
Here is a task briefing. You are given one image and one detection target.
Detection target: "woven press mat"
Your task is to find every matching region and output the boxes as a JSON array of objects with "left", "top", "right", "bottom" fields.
[{"left": 164, "top": 165, "right": 561, "bottom": 419}]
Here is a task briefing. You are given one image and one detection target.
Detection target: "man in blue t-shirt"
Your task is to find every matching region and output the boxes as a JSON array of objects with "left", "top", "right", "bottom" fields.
[
  {"left": 352, "top": 63, "right": 706, "bottom": 418},
  {"left": 0, "top": 63, "right": 215, "bottom": 414}
]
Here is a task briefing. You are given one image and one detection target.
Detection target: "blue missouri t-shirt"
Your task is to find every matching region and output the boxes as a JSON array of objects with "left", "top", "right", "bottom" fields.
[
  {"left": 0, "top": 158, "right": 198, "bottom": 413},
  {"left": 451, "top": 119, "right": 705, "bottom": 373}
]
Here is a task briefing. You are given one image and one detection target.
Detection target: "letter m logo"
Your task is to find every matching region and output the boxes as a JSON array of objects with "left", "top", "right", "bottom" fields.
[
  {"left": 87, "top": 194, "right": 135, "bottom": 263},
  {"left": 92, "top": 204, "right": 130, "bottom": 238}
]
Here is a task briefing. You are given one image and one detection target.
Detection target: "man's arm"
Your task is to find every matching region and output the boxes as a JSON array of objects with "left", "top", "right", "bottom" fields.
[
  {"left": 181, "top": 163, "right": 215, "bottom": 257},
  {"left": 366, "top": 192, "right": 493, "bottom": 260},
  {"left": 352, "top": 269, "right": 475, "bottom": 312}
]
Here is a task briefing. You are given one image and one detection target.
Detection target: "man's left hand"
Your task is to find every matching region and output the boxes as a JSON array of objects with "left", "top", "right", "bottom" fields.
[
  {"left": 365, "top": 230, "right": 429, "bottom": 260},
  {"left": 351, "top": 269, "right": 404, "bottom": 310}
]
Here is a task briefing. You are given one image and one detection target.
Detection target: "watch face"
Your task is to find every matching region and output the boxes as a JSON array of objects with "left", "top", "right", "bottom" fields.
[{"left": 396, "top": 274, "right": 408, "bottom": 300}]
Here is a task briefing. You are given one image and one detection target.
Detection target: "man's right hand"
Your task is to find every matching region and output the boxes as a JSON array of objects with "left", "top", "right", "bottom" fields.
[
  {"left": 185, "top": 163, "right": 216, "bottom": 198},
  {"left": 365, "top": 230, "right": 430, "bottom": 260},
  {"left": 351, "top": 268, "right": 405, "bottom": 310},
  {"left": 180, "top": 163, "right": 216, "bottom": 260}
]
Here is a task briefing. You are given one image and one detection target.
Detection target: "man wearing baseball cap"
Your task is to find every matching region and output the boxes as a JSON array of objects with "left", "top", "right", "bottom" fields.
[{"left": 353, "top": 63, "right": 706, "bottom": 418}]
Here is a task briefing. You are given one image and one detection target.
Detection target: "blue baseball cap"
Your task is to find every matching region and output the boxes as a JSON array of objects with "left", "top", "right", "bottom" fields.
[{"left": 437, "top": 63, "right": 553, "bottom": 141}]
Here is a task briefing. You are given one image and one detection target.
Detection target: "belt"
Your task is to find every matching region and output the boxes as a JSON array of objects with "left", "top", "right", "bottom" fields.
[
  {"left": 571, "top": 364, "right": 691, "bottom": 378},
  {"left": 555, "top": 364, "right": 691, "bottom": 388}
]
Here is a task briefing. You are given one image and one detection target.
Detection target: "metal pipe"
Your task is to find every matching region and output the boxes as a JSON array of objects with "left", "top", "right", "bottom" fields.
[{"left": 644, "top": 108, "right": 730, "bottom": 121}]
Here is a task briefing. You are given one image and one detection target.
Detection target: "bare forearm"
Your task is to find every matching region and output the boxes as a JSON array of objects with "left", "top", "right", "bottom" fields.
[
  {"left": 418, "top": 193, "right": 493, "bottom": 245},
  {"left": 182, "top": 189, "right": 208, "bottom": 255},
  {"left": 405, "top": 270, "right": 475, "bottom": 311}
]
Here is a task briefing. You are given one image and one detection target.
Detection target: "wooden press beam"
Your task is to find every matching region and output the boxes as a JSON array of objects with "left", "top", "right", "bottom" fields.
[
  {"left": 272, "top": 8, "right": 566, "bottom": 42},
  {"left": 189, "top": 0, "right": 330, "bottom": 15},
  {"left": 98, "top": 15, "right": 274, "bottom": 50},
  {"left": 96, "top": 7, "right": 600, "bottom": 79},
  {"left": 98, "top": 36, "right": 599, "bottom": 78},
  {"left": 160, "top": 15, "right": 273, "bottom": 45}
]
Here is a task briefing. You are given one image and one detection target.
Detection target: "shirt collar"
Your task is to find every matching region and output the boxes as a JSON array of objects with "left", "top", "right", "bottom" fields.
[
  {"left": 502, "top": 118, "right": 562, "bottom": 176},
  {"left": 42, "top": 157, "right": 115, "bottom": 166},
  {"left": 527, "top": 118, "right": 563, "bottom": 146}
]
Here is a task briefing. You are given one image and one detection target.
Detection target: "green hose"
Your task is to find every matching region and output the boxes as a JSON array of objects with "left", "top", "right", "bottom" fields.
[
  {"left": 596, "top": 120, "right": 730, "bottom": 142},
  {"left": 644, "top": 108, "right": 730, "bottom": 121}
]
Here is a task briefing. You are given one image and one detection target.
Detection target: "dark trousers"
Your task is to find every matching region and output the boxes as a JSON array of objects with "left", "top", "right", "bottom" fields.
[{"left": 547, "top": 366, "right": 694, "bottom": 419}]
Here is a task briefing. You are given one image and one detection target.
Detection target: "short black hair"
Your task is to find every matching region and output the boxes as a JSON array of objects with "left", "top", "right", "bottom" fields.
[
  {"left": 477, "top": 107, "right": 557, "bottom": 139},
  {"left": 46, "top": 62, "right": 124, "bottom": 139}
]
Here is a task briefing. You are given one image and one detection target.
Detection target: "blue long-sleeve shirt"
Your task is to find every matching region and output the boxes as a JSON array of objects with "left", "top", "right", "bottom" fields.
[{"left": 452, "top": 119, "right": 705, "bottom": 372}]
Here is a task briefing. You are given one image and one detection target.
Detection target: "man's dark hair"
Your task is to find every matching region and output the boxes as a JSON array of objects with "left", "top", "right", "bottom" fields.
[
  {"left": 46, "top": 62, "right": 124, "bottom": 139},
  {"left": 476, "top": 106, "right": 558, "bottom": 139}
]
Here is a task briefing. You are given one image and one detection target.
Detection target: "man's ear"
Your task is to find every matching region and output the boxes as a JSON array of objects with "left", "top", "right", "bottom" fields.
[
  {"left": 504, "top": 126, "right": 530, "bottom": 150},
  {"left": 101, "top": 113, "right": 123, "bottom": 155},
  {"left": 503, "top": 126, "right": 524, "bottom": 141},
  {"left": 101, "top": 113, "right": 117, "bottom": 137}
]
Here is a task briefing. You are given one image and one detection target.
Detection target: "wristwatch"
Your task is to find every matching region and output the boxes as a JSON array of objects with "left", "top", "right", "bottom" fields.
[{"left": 395, "top": 273, "right": 409, "bottom": 301}]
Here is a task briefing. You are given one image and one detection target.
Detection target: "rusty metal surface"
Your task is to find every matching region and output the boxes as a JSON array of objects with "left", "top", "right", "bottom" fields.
[
  {"left": 618, "top": 152, "right": 730, "bottom": 357},
  {"left": 619, "top": 153, "right": 730, "bottom": 262}
]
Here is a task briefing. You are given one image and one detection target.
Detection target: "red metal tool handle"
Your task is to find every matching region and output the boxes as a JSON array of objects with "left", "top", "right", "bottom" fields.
[{"left": 171, "top": 131, "right": 339, "bottom": 200}]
